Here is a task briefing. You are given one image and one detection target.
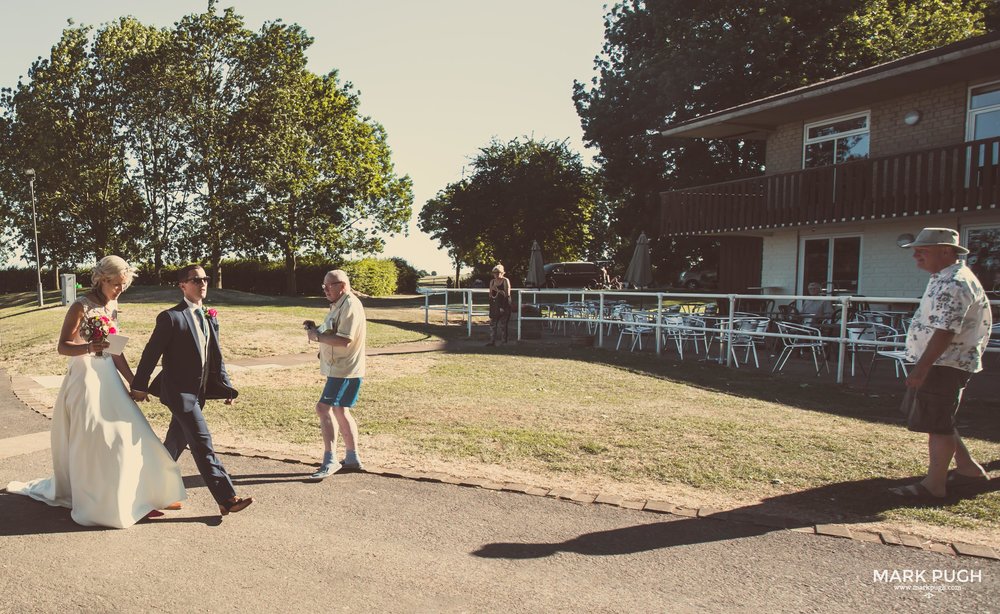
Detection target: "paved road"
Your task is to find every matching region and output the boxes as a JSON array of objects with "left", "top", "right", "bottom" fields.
[{"left": 2, "top": 374, "right": 999, "bottom": 612}]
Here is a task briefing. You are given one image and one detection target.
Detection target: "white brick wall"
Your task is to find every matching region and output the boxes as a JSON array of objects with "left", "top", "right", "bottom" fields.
[
  {"left": 856, "top": 221, "right": 931, "bottom": 298},
  {"left": 754, "top": 213, "right": 1000, "bottom": 299},
  {"left": 761, "top": 230, "right": 798, "bottom": 293}
]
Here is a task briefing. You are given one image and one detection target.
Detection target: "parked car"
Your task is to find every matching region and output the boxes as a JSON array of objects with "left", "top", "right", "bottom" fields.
[
  {"left": 543, "top": 261, "right": 604, "bottom": 288},
  {"left": 677, "top": 268, "right": 718, "bottom": 289}
]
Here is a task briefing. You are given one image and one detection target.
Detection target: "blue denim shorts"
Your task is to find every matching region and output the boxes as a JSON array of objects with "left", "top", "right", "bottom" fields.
[{"left": 319, "top": 377, "right": 362, "bottom": 408}]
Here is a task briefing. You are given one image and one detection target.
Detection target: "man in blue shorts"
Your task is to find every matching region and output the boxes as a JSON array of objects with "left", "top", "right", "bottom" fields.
[{"left": 304, "top": 270, "right": 367, "bottom": 480}]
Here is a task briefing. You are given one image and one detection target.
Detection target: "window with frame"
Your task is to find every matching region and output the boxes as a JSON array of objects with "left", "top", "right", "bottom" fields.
[
  {"left": 801, "top": 235, "right": 861, "bottom": 295},
  {"left": 967, "top": 80, "right": 1000, "bottom": 141},
  {"left": 803, "top": 112, "right": 870, "bottom": 169},
  {"left": 965, "top": 224, "right": 1000, "bottom": 291}
]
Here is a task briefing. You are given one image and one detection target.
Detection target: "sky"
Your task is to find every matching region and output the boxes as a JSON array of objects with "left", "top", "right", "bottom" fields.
[{"left": 1, "top": 0, "right": 609, "bottom": 275}]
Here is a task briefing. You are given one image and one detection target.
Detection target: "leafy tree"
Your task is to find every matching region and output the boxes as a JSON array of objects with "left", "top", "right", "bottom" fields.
[
  {"left": 167, "top": 4, "right": 259, "bottom": 288},
  {"left": 238, "top": 22, "right": 413, "bottom": 295},
  {"left": 160, "top": 5, "right": 412, "bottom": 294},
  {"left": 0, "top": 22, "right": 144, "bottom": 278},
  {"left": 0, "top": 4, "right": 413, "bottom": 289},
  {"left": 419, "top": 183, "right": 473, "bottom": 285},
  {"left": 419, "top": 137, "right": 598, "bottom": 283},
  {"left": 0, "top": 114, "right": 18, "bottom": 264},
  {"left": 574, "top": 0, "right": 994, "bottom": 282},
  {"left": 95, "top": 17, "right": 193, "bottom": 280}
]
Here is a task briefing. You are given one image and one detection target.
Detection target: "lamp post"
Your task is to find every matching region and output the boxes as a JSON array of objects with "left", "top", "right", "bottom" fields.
[{"left": 25, "top": 168, "right": 43, "bottom": 307}]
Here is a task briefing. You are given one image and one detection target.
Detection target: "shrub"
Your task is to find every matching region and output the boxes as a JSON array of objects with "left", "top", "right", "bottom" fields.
[
  {"left": 1, "top": 257, "right": 404, "bottom": 297},
  {"left": 390, "top": 257, "right": 426, "bottom": 293},
  {"left": 342, "top": 258, "right": 397, "bottom": 296}
]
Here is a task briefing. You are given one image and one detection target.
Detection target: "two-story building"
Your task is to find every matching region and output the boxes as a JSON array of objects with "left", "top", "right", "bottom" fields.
[{"left": 658, "top": 32, "right": 1000, "bottom": 299}]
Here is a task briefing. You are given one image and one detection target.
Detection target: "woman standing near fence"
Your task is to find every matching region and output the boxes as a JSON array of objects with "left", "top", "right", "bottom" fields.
[{"left": 487, "top": 264, "right": 513, "bottom": 346}]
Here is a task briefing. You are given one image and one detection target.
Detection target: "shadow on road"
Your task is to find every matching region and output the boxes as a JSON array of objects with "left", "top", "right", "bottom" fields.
[
  {"left": 474, "top": 519, "right": 771, "bottom": 559},
  {"left": 473, "top": 469, "right": 1000, "bottom": 559},
  {"left": 231, "top": 471, "right": 317, "bottom": 486},
  {"left": 0, "top": 492, "right": 222, "bottom": 535}
]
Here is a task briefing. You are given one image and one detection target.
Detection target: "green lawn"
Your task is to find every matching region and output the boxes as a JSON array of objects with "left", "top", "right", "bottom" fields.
[{"left": 0, "top": 287, "right": 443, "bottom": 375}]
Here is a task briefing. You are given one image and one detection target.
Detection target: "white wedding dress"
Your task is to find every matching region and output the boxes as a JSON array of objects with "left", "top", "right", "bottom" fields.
[{"left": 6, "top": 296, "right": 186, "bottom": 528}]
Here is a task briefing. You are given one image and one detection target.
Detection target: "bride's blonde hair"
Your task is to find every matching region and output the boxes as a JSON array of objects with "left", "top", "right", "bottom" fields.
[{"left": 91, "top": 255, "right": 137, "bottom": 291}]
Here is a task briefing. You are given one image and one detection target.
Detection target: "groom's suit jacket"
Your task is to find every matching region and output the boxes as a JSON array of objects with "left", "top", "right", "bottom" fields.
[{"left": 132, "top": 301, "right": 238, "bottom": 411}]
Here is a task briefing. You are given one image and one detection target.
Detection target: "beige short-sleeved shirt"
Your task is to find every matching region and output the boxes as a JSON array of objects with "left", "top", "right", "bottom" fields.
[{"left": 319, "top": 293, "right": 367, "bottom": 378}]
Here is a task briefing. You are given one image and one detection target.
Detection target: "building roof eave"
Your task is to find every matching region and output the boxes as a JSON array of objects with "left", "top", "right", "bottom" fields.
[{"left": 659, "top": 33, "right": 1000, "bottom": 140}]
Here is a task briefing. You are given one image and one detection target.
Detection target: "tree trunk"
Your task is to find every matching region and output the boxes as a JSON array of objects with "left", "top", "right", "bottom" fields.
[
  {"left": 154, "top": 251, "right": 164, "bottom": 285},
  {"left": 212, "top": 257, "right": 223, "bottom": 290},
  {"left": 210, "top": 236, "right": 223, "bottom": 290},
  {"left": 454, "top": 260, "right": 461, "bottom": 289},
  {"left": 284, "top": 248, "right": 297, "bottom": 296}
]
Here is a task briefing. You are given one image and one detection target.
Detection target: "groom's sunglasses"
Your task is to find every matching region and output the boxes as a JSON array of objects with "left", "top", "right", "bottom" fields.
[{"left": 183, "top": 276, "right": 211, "bottom": 285}]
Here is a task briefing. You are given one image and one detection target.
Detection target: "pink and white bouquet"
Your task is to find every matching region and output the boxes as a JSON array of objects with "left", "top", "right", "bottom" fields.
[{"left": 80, "top": 314, "right": 116, "bottom": 356}]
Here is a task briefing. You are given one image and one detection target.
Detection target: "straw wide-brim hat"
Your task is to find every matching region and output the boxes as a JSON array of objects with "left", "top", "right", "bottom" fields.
[{"left": 900, "top": 227, "right": 969, "bottom": 255}]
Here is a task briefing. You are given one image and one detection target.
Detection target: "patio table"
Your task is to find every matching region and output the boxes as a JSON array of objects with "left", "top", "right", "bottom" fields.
[
  {"left": 664, "top": 314, "right": 725, "bottom": 362},
  {"left": 556, "top": 302, "right": 599, "bottom": 335}
]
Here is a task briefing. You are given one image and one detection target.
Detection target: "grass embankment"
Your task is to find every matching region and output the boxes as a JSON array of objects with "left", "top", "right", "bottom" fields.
[
  {"left": 0, "top": 287, "right": 442, "bottom": 375},
  {"left": 2, "top": 288, "right": 999, "bottom": 539}
]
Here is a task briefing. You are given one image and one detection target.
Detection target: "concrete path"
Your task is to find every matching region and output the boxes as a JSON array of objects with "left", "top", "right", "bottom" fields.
[
  {"left": 3, "top": 351, "right": 1000, "bottom": 611},
  {"left": 3, "top": 446, "right": 999, "bottom": 612}
]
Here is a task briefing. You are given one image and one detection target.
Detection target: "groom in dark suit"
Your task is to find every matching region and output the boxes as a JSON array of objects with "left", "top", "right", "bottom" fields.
[{"left": 131, "top": 264, "right": 252, "bottom": 516}]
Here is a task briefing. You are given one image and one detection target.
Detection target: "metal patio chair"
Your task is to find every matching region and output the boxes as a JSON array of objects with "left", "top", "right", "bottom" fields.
[{"left": 772, "top": 321, "right": 830, "bottom": 375}]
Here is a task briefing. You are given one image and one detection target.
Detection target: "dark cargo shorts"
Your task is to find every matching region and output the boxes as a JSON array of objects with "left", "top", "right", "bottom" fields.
[{"left": 899, "top": 366, "right": 971, "bottom": 435}]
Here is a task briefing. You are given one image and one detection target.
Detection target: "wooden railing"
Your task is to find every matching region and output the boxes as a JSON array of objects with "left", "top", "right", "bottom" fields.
[{"left": 660, "top": 136, "right": 1000, "bottom": 236}]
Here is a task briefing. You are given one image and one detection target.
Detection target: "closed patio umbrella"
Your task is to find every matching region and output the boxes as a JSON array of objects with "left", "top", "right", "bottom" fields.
[
  {"left": 623, "top": 232, "right": 652, "bottom": 289},
  {"left": 525, "top": 240, "right": 545, "bottom": 287}
]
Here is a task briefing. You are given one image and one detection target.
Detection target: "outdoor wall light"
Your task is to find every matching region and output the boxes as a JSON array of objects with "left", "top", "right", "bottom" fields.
[{"left": 903, "top": 110, "right": 922, "bottom": 126}]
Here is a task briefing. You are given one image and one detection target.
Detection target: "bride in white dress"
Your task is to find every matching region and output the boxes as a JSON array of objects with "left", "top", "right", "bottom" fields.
[{"left": 6, "top": 256, "right": 186, "bottom": 528}]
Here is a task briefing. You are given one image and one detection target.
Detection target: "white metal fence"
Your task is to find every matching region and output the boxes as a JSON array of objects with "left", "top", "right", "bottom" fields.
[{"left": 419, "top": 287, "right": 1000, "bottom": 385}]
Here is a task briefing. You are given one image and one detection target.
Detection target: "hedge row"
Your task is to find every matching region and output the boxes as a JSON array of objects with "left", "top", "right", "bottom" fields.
[{"left": 0, "top": 258, "right": 403, "bottom": 297}]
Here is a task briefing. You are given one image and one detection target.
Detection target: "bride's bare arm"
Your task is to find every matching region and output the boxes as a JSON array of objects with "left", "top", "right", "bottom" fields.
[
  {"left": 112, "top": 354, "right": 135, "bottom": 385},
  {"left": 57, "top": 303, "right": 110, "bottom": 356}
]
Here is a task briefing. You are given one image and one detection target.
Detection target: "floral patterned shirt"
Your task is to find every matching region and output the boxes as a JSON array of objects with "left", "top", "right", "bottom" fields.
[{"left": 905, "top": 263, "right": 992, "bottom": 373}]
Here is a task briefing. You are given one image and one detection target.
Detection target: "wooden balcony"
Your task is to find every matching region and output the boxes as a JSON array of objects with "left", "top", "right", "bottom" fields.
[{"left": 660, "top": 136, "right": 1000, "bottom": 236}]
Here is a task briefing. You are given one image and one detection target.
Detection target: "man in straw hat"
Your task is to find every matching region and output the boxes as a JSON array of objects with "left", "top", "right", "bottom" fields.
[{"left": 891, "top": 228, "right": 992, "bottom": 500}]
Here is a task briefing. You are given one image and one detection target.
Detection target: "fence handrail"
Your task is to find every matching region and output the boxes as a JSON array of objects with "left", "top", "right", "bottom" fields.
[{"left": 421, "top": 288, "right": 999, "bottom": 384}]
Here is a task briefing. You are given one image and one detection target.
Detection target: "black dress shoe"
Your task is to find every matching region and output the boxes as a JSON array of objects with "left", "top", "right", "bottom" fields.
[{"left": 219, "top": 496, "right": 253, "bottom": 516}]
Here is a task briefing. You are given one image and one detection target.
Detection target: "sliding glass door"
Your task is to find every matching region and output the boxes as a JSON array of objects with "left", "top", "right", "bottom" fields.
[{"left": 801, "top": 235, "right": 861, "bottom": 294}]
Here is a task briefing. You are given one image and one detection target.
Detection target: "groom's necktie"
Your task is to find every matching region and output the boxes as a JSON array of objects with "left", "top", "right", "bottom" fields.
[
  {"left": 194, "top": 309, "right": 209, "bottom": 356},
  {"left": 194, "top": 308, "right": 206, "bottom": 336},
  {"left": 193, "top": 308, "right": 210, "bottom": 390}
]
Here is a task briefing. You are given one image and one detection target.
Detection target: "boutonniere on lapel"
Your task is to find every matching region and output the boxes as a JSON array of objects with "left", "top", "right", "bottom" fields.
[{"left": 203, "top": 307, "right": 218, "bottom": 321}]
